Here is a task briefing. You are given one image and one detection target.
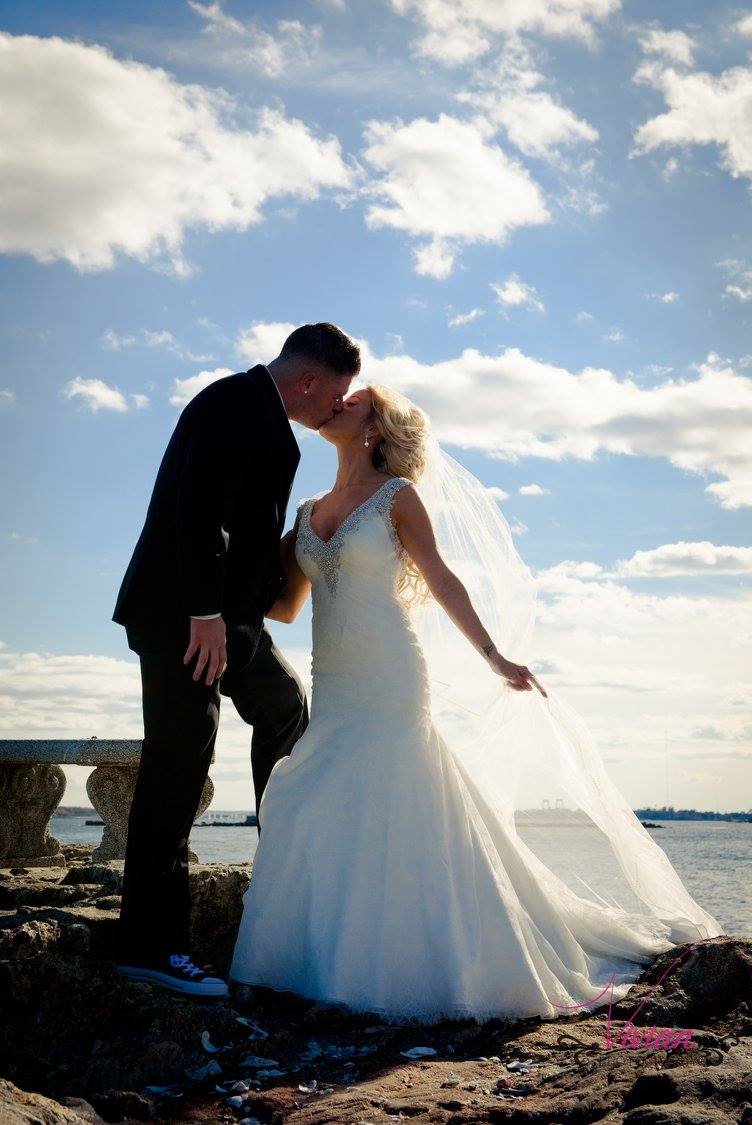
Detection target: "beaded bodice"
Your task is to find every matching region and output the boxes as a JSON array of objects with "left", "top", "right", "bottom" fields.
[
  {"left": 293, "top": 473, "right": 427, "bottom": 713},
  {"left": 294, "top": 475, "right": 410, "bottom": 596}
]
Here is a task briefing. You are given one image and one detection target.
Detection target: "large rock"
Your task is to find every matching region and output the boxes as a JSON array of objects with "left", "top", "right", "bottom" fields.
[
  {"left": 1, "top": 851, "right": 750, "bottom": 1125},
  {"left": 0, "top": 852, "right": 252, "bottom": 1100},
  {"left": 0, "top": 851, "right": 250, "bottom": 968},
  {"left": 0, "top": 1078, "right": 105, "bottom": 1124},
  {"left": 611, "top": 933, "right": 752, "bottom": 1025},
  {"left": 0, "top": 918, "right": 89, "bottom": 959},
  {"left": 0, "top": 952, "right": 242, "bottom": 1096}
]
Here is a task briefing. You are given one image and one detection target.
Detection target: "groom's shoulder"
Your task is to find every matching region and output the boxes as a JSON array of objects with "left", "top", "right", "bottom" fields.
[{"left": 182, "top": 366, "right": 264, "bottom": 417}]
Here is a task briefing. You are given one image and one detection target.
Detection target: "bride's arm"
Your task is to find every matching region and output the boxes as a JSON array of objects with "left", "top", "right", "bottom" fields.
[
  {"left": 391, "top": 486, "right": 546, "bottom": 697},
  {"left": 265, "top": 524, "right": 311, "bottom": 624}
]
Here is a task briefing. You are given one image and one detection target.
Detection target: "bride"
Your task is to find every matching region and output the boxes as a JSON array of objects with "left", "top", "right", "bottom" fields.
[{"left": 228, "top": 383, "right": 724, "bottom": 1025}]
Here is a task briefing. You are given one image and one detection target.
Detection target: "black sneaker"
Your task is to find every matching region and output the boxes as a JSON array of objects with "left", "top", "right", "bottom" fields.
[{"left": 115, "top": 952, "right": 228, "bottom": 997}]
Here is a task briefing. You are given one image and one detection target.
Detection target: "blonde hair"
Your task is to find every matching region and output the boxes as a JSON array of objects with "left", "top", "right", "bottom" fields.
[{"left": 367, "top": 383, "right": 432, "bottom": 608}]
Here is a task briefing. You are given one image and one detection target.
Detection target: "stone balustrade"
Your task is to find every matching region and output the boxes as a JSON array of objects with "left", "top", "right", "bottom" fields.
[{"left": 0, "top": 739, "right": 213, "bottom": 867}]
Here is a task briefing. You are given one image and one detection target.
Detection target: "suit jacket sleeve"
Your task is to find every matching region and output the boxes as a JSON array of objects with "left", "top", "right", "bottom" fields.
[{"left": 175, "top": 404, "right": 238, "bottom": 617}]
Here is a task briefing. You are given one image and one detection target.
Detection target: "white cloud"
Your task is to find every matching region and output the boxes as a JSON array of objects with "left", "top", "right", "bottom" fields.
[
  {"left": 361, "top": 114, "right": 549, "bottom": 278},
  {"left": 390, "top": 0, "right": 621, "bottom": 65},
  {"left": 10, "top": 531, "right": 37, "bottom": 544},
  {"left": 0, "top": 31, "right": 351, "bottom": 274},
  {"left": 412, "top": 239, "right": 457, "bottom": 279},
  {"left": 462, "top": 88, "right": 598, "bottom": 159},
  {"left": 454, "top": 37, "right": 598, "bottom": 161},
  {"left": 725, "top": 285, "right": 752, "bottom": 302},
  {"left": 0, "top": 389, "right": 15, "bottom": 406},
  {"left": 448, "top": 36, "right": 604, "bottom": 226},
  {"left": 139, "top": 330, "right": 178, "bottom": 349},
  {"left": 638, "top": 27, "right": 696, "bottom": 67},
  {"left": 613, "top": 542, "right": 752, "bottom": 578},
  {"left": 734, "top": 13, "right": 752, "bottom": 37},
  {"left": 351, "top": 340, "right": 752, "bottom": 509},
  {"left": 0, "top": 650, "right": 142, "bottom": 737},
  {"left": 490, "top": 273, "right": 545, "bottom": 312},
  {"left": 717, "top": 258, "right": 752, "bottom": 302},
  {"left": 576, "top": 310, "right": 594, "bottom": 322},
  {"left": 680, "top": 769, "right": 722, "bottom": 785},
  {"left": 169, "top": 367, "right": 234, "bottom": 407},
  {"left": 165, "top": 322, "right": 752, "bottom": 511},
  {"left": 187, "top": 0, "right": 244, "bottom": 35},
  {"left": 235, "top": 321, "right": 296, "bottom": 364},
  {"left": 131, "top": 394, "right": 150, "bottom": 409},
  {"left": 660, "top": 155, "right": 680, "bottom": 180},
  {"left": 102, "top": 327, "right": 215, "bottom": 362},
  {"left": 188, "top": 2, "right": 323, "bottom": 78},
  {"left": 529, "top": 565, "right": 752, "bottom": 808},
  {"left": 448, "top": 308, "right": 485, "bottom": 328},
  {"left": 556, "top": 172, "right": 608, "bottom": 216},
  {"left": 519, "top": 483, "right": 550, "bottom": 495},
  {"left": 486, "top": 484, "right": 511, "bottom": 502},
  {"left": 62, "top": 378, "right": 133, "bottom": 413},
  {"left": 602, "top": 327, "right": 624, "bottom": 341},
  {"left": 631, "top": 57, "right": 752, "bottom": 191},
  {"left": 646, "top": 291, "right": 679, "bottom": 303},
  {"left": 102, "top": 329, "right": 139, "bottom": 349}
]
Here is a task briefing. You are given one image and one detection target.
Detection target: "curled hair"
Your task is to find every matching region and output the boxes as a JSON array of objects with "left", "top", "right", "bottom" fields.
[{"left": 367, "top": 383, "right": 433, "bottom": 609}]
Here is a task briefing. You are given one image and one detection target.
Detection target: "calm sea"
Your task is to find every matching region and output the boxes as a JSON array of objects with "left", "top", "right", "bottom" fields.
[{"left": 51, "top": 815, "right": 751, "bottom": 940}]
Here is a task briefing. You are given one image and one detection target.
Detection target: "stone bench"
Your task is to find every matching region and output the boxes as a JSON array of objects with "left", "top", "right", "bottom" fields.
[{"left": 0, "top": 740, "right": 213, "bottom": 868}]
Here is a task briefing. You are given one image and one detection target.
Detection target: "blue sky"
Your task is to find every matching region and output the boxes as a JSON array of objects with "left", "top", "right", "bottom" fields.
[{"left": 1, "top": 0, "right": 750, "bottom": 811}]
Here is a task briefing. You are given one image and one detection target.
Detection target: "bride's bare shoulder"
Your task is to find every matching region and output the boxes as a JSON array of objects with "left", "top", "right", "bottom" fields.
[{"left": 389, "top": 479, "right": 428, "bottom": 523}]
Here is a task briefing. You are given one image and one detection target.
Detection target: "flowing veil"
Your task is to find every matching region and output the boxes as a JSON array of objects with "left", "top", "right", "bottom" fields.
[{"left": 409, "top": 431, "right": 724, "bottom": 969}]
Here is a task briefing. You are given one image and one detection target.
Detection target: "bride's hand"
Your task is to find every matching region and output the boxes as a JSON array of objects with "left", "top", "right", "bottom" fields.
[{"left": 488, "top": 652, "right": 547, "bottom": 698}]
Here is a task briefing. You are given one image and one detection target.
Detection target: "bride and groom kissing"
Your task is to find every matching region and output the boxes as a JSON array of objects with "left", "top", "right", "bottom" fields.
[{"left": 111, "top": 321, "right": 721, "bottom": 1024}]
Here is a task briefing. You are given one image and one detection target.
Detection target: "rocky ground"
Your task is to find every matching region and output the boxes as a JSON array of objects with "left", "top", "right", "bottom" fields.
[{"left": 1, "top": 844, "right": 750, "bottom": 1125}]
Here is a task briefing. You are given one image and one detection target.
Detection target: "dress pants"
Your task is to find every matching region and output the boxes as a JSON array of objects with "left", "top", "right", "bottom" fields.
[{"left": 116, "top": 624, "right": 309, "bottom": 963}]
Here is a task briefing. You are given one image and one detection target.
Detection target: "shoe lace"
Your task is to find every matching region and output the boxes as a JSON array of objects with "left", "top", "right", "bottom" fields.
[{"left": 169, "top": 953, "right": 204, "bottom": 978}]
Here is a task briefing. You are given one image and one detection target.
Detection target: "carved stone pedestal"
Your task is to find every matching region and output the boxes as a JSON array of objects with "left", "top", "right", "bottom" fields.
[
  {"left": 87, "top": 765, "right": 214, "bottom": 863},
  {"left": 0, "top": 763, "right": 67, "bottom": 867}
]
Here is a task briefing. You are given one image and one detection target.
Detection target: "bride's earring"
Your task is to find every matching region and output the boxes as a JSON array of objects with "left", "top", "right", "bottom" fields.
[{"left": 364, "top": 432, "right": 370, "bottom": 447}]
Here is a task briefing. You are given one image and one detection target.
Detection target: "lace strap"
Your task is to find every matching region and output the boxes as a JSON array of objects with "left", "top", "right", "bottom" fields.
[
  {"left": 373, "top": 476, "right": 411, "bottom": 556},
  {"left": 373, "top": 475, "right": 411, "bottom": 512}
]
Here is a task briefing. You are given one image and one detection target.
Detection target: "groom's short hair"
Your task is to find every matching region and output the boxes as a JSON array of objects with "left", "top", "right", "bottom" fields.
[{"left": 279, "top": 323, "right": 361, "bottom": 376}]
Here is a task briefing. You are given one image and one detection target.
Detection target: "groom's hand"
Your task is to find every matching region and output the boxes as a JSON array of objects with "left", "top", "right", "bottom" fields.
[{"left": 184, "top": 617, "right": 227, "bottom": 685}]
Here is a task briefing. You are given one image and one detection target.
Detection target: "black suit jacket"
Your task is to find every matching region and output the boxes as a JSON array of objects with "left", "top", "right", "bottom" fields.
[{"left": 112, "top": 364, "right": 300, "bottom": 669}]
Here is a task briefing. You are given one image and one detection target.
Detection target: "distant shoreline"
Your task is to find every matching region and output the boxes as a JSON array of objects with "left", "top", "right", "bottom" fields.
[{"left": 53, "top": 806, "right": 752, "bottom": 822}]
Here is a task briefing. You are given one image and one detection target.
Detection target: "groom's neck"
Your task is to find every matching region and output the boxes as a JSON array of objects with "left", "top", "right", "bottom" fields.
[{"left": 265, "top": 360, "right": 294, "bottom": 416}]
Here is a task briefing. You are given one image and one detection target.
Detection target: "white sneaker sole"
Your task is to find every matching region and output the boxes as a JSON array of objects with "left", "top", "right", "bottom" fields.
[{"left": 115, "top": 963, "right": 228, "bottom": 996}]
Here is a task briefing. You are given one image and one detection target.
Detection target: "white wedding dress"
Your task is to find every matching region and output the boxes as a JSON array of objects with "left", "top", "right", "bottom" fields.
[{"left": 228, "top": 475, "right": 719, "bottom": 1025}]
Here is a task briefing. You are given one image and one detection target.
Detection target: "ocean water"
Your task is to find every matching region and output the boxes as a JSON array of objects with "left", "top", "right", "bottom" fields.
[{"left": 50, "top": 815, "right": 752, "bottom": 940}]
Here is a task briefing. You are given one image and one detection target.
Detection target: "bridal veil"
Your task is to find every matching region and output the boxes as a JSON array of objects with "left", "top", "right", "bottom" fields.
[{"left": 410, "top": 431, "right": 724, "bottom": 959}]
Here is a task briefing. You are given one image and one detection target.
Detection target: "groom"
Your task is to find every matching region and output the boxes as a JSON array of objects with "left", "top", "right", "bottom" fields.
[{"left": 112, "top": 322, "right": 360, "bottom": 996}]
